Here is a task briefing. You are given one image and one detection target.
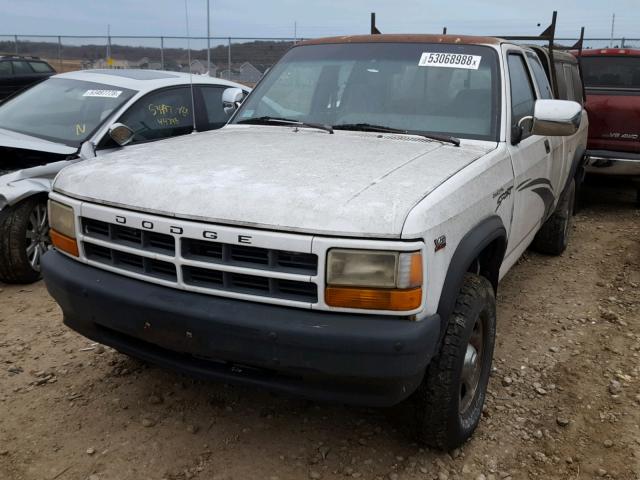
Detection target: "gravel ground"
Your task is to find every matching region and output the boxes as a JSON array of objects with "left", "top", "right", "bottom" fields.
[{"left": 1, "top": 180, "right": 639, "bottom": 480}]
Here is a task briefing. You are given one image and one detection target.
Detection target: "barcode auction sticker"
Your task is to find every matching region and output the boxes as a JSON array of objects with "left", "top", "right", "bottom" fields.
[
  {"left": 418, "top": 52, "right": 482, "bottom": 70},
  {"left": 83, "top": 89, "right": 123, "bottom": 98}
]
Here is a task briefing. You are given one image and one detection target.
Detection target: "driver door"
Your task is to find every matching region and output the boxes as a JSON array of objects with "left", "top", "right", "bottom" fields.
[{"left": 505, "top": 50, "right": 555, "bottom": 257}]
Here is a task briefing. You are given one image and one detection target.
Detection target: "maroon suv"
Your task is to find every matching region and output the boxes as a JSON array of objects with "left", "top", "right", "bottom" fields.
[{"left": 577, "top": 48, "right": 640, "bottom": 202}]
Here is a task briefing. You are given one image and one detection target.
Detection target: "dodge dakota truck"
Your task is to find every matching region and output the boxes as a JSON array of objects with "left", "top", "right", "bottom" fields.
[{"left": 42, "top": 34, "right": 588, "bottom": 449}]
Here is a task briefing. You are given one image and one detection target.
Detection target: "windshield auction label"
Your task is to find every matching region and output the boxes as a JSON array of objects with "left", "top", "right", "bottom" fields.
[
  {"left": 83, "top": 89, "right": 123, "bottom": 98},
  {"left": 419, "top": 52, "right": 482, "bottom": 70}
]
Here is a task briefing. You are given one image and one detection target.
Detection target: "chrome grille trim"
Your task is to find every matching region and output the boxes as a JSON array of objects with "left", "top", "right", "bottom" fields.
[{"left": 78, "top": 216, "right": 318, "bottom": 305}]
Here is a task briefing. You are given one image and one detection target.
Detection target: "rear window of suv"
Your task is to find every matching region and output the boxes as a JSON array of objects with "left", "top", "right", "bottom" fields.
[
  {"left": 581, "top": 56, "right": 640, "bottom": 89},
  {"left": 29, "top": 61, "right": 53, "bottom": 73}
]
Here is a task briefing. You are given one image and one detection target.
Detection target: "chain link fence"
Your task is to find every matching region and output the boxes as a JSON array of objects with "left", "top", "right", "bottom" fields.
[
  {"left": 1, "top": 34, "right": 638, "bottom": 87},
  {"left": 0, "top": 35, "right": 306, "bottom": 87}
]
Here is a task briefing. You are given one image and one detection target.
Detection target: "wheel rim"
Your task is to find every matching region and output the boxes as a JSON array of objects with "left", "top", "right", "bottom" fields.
[
  {"left": 25, "top": 202, "right": 51, "bottom": 272},
  {"left": 459, "top": 314, "right": 484, "bottom": 415}
]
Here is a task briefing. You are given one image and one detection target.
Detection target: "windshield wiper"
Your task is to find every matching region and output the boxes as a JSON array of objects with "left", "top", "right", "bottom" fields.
[
  {"left": 236, "top": 116, "right": 333, "bottom": 134},
  {"left": 333, "top": 123, "right": 460, "bottom": 147}
]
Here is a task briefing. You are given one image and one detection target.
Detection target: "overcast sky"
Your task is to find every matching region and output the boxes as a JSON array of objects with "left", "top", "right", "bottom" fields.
[{"left": 0, "top": 0, "right": 637, "bottom": 40}]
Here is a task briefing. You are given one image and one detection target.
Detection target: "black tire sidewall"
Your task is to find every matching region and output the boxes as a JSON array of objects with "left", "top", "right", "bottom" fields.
[
  {"left": 0, "top": 196, "right": 47, "bottom": 284},
  {"left": 450, "top": 281, "right": 496, "bottom": 438}
]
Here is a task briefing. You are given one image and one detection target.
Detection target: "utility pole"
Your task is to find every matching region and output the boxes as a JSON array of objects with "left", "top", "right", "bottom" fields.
[
  {"left": 206, "top": 0, "right": 211, "bottom": 75},
  {"left": 610, "top": 13, "right": 615, "bottom": 47},
  {"left": 294, "top": 21, "right": 297, "bottom": 44},
  {"left": 106, "top": 24, "right": 112, "bottom": 68}
]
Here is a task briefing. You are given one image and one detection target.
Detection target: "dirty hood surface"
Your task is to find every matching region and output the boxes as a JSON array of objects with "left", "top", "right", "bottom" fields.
[{"left": 54, "top": 126, "right": 494, "bottom": 238}]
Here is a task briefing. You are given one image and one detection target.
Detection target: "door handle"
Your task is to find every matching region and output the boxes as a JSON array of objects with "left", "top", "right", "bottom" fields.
[{"left": 544, "top": 139, "right": 551, "bottom": 154}]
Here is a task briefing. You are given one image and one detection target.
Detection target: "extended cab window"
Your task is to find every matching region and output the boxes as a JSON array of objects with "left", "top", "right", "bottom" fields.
[
  {"left": 119, "top": 87, "right": 194, "bottom": 144},
  {"left": 526, "top": 52, "right": 553, "bottom": 99},
  {"left": 570, "top": 66, "right": 584, "bottom": 105},
  {"left": 507, "top": 53, "right": 536, "bottom": 139},
  {"left": 200, "top": 86, "right": 232, "bottom": 131},
  {"left": 0, "top": 61, "right": 11, "bottom": 76}
]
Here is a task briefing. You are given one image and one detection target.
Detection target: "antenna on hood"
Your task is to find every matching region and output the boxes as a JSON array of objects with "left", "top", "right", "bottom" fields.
[{"left": 184, "top": 0, "right": 197, "bottom": 133}]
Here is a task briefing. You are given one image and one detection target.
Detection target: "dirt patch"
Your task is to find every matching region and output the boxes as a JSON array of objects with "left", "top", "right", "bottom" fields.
[{"left": 1, "top": 181, "right": 639, "bottom": 480}]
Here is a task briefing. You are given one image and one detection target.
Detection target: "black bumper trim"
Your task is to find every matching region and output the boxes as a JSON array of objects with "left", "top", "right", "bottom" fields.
[{"left": 42, "top": 251, "right": 441, "bottom": 406}]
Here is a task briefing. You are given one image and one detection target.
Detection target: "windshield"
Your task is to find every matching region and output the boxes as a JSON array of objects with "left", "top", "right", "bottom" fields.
[
  {"left": 580, "top": 56, "right": 640, "bottom": 90},
  {"left": 0, "top": 78, "right": 136, "bottom": 146},
  {"left": 234, "top": 42, "right": 500, "bottom": 141}
]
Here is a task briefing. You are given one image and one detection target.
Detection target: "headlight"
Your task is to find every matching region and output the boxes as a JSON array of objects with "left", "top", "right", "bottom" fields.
[
  {"left": 325, "top": 249, "right": 422, "bottom": 311},
  {"left": 48, "top": 200, "right": 79, "bottom": 256}
]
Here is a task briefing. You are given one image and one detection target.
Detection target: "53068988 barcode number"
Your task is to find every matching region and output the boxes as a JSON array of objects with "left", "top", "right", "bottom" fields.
[{"left": 418, "top": 52, "right": 482, "bottom": 70}]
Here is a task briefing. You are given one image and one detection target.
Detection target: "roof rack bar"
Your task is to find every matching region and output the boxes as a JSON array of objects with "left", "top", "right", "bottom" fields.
[
  {"left": 572, "top": 26, "right": 585, "bottom": 55},
  {"left": 370, "top": 12, "right": 381, "bottom": 35},
  {"left": 501, "top": 11, "right": 558, "bottom": 94}
]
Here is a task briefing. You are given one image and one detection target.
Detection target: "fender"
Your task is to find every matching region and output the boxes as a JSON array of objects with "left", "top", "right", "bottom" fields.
[{"left": 436, "top": 216, "right": 507, "bottom": 335}]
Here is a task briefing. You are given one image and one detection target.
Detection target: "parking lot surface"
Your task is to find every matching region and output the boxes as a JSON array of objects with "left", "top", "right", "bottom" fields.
[{"left": 1, "top": 181, "right": 639, "bottom": 480}]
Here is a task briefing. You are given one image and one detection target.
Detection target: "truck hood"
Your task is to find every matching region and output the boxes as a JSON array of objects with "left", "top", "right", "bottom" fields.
[{"left": 54, "top": 126, "right": 495, "bottom": 238}]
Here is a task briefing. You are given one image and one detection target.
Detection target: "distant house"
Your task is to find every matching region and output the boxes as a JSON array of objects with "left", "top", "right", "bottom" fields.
[
  {"left": 181, "top": 59, "right": 218, "bottom": 77},
  {"left": 93, "top": 58, "right": 130, "bottom": 69},
  {"left": 217, "top": 62, "right": 263, "bottom": 84},
  {"left": 136, "top": 57, "right": 163, "bottom": 71}
]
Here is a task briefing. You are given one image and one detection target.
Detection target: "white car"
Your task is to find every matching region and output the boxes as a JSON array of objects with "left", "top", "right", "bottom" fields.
[
  {"left": 42, "top": 34, "right": 587, "bottom": 448},
  {"left": 0, "top": 69, "right": 248, "bottom": 283}
]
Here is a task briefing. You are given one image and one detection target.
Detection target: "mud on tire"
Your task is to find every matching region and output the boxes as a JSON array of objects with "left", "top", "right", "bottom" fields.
[
  {"left": 412, "top": 273, "right": 496, "bottom": 450},
  {"left": 531, "top": 178, "right": 576, "bottom": 256}
]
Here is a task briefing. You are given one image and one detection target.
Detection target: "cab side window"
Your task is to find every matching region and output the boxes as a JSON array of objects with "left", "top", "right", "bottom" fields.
[
  {"left": 0, "top": 61, "right": 11, "bottom": 76},
  {"left": 570, "top": 65, "right": 584, "bottom": 105},
  {"left": 563, "top": 64, "right": 575, "bottom": 102},
  {"left": 526, "top": 53, "right": 553, "bottom": 99},
  {"left": 118, "top": 87, "right": 194, "bottom": 144},
  {"left": 200, "top": 86, "right": 235, "bottom": 131},
  {"left": 508, "top": 53, "right": 536, "bottom": 141}
]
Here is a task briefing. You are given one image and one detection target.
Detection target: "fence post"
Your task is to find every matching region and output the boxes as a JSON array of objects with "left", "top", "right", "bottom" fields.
[
  {"left": 160, "top": 36, "right": 164, "bottom": 70},
  {"left": 14, "top": 34, "right": 18, "bottom": 54},
  {"left": 57, "top": 36, "right": 62, "bottom": 71},
  {"left": 227, "top": 37, "right": 231, "bottom": 80}
]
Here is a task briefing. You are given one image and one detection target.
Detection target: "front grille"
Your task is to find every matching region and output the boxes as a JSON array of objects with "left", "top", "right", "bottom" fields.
[
  {"left": 80, "top": 216, "right": 318, "bottom": 305},
  {"left": 182, "top": 238, "right": 317, "bottom": 275},
  {"left": 84, "top": 243, "right": 177, "bottom": 281},
  {"left": 183, "top": 266, "right": 317, "bottom": 302},
  {"left": 82, "top": 218, "right": 175, "bottom": 255}
]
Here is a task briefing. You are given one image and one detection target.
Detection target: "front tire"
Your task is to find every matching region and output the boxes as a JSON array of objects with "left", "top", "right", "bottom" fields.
[
  {"left": 0, "top": 196, "right": 51, "bottom": 284},
  {"left": 412, "top": 273, "right": 496, "bottom": 450},
  {"left": 531, "top": 178, "right": 575, "bottom": 256}
]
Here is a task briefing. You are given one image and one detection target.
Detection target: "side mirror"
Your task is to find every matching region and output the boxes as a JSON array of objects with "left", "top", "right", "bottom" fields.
[
  {"left": 222, "top": 87, "right": 244, "bottom": 115},
  {"left": 530, "top": 99, "right": 582, "bottom": 136},
  {"left": 108, "top": 123, "right": 135, "bottom": 146}
]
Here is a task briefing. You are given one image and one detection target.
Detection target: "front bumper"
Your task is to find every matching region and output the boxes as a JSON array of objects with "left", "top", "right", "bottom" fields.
[
  {"left": 42, "top": 251, "right": 441, "bottom": 407},
  {"left": 585, "top": 149, "right": 640, "bottom": 176}
]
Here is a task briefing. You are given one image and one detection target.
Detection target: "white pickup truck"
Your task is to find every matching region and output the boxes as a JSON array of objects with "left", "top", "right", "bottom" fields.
[{"left": 42, "top": 34, "right": 588, "bottom": 449}]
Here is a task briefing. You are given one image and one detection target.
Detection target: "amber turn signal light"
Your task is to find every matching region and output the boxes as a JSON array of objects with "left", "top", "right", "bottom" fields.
[
  {"left": 50, "top": 229, "right": 79, "bottom": 257},
  {"left": 325, "top": 286, "right": 422, "bottom": 311}
]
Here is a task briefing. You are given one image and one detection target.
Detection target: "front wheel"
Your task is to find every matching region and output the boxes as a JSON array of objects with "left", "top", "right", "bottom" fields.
[
  {"left": 0, "top": 196, "right": 51, "bottom": 284},
  {"left": 412, "top": 273, "right": 496, "bottom": 450}
]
